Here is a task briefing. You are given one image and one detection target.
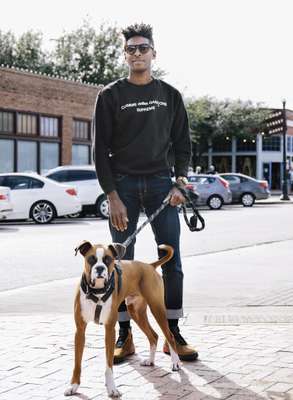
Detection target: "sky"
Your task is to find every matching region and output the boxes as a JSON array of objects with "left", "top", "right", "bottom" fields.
[{"left": 2, "top": 0, "right": 293, "bottom": 109}]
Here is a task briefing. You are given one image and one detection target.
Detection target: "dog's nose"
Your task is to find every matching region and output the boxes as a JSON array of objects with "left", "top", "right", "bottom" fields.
[{"left": 95, "top": 266, "right": 105, "bottom": 275}]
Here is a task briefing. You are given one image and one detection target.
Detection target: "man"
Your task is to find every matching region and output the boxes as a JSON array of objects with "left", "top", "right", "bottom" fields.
[{"left": 94, "top": 23, "right": 198, "bottom": 363}]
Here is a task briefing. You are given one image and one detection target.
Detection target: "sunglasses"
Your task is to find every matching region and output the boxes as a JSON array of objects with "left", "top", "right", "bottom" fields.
[{"left": 124, "top": 44, "right": 153, "bottom": 55}]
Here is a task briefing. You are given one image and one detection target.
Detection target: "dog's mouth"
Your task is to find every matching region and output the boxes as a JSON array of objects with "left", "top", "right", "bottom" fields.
[{"left": 90, "top": 277, "right": 106, "bottom": 289}]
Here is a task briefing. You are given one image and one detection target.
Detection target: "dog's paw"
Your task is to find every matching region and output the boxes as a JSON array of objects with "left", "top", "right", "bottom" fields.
[
  {"left": 171, "top": 361, "right": 181, "bottom": 371},
  {"left": 107, "top": 388, "right": 122, "bottom": 398},
  {"left": 64, "top": 383, "right": 79, "bottom": 396},
  {"left": 140, "top": 359, "right": 154, "bottom": 367}
]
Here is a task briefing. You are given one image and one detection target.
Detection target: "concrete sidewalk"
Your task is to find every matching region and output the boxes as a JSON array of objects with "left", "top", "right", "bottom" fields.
[
  {"left": 1, "top": 306, "right": 293, "bottom": 399},
  {"left": 255, "top": 192, "right": 293, "bottom": 205}
]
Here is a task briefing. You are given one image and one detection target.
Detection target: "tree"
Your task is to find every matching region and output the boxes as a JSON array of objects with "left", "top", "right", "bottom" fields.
[
  {"left": 52, "top": 22, "right": 125, "bottom": 85},
  {"left": 186, "top": 96, "right": 269, "bottom": 167},
  {"left": 0, "top": 30, "right": 15, "bottom": 66},
  {"left": 52, "top": 21, "right": 166, "bottom": 85}
]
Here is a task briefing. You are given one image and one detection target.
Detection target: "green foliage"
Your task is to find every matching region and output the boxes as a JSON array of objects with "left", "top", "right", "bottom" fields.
[
  {"left": 0, "top": 21, "right": 166, "bottom": 85},
  {"left": 186, "top": 96, "right": 269, "bottom": 165},
  {"left": 186, "top": 96, "right": 269, "bottom": 143}
]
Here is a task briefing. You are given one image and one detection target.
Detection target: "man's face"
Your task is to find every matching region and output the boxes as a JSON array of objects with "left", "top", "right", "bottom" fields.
[{"left": 124, "top": 36, "right": 156, "bottom": 73}]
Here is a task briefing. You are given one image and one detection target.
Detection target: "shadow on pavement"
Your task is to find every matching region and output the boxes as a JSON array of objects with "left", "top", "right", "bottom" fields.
[{"left": 128, "top": 358, "right": 271, "bottom": 399}]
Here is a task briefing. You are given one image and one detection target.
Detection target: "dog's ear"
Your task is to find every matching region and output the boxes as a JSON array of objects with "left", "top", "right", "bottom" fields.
[
  {"left": 108, "top": 243, "right": 126, "bottom": 260},
  {"left": 75, "top": 241, "right": 93, "bottom": 256}
]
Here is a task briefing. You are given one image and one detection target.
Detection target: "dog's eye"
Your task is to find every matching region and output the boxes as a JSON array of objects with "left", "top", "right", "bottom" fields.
[
  {"left": 87, "top": 255, "right": 97, "bottom": 266},
  {"left": 103, "top": 255, "right": 113, "bottom": 266}
]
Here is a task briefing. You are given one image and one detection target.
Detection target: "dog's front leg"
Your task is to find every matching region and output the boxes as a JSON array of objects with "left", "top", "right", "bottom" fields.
[
  {"left": 64, "top": 318, "right": 87, "bottom": 396},
  {"left": 104, "top": 318, "right": 121, "bottom": 398}
]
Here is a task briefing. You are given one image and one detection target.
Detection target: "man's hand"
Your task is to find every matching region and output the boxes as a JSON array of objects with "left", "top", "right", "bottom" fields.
[
  {"left": 169, "top": 186, "right": 185, "bottom": 207},
  {"left": 107, "top": 191, "right": 129, "bottom": 231}
]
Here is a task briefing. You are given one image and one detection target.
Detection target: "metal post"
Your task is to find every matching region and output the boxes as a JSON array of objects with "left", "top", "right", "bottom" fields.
[{"left": 280, "top": 100, "right": 290, "bottom": 200}]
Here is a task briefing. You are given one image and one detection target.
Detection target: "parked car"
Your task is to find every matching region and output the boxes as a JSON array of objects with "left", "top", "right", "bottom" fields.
[
  {"left": 44, "top": 165, "right": 109, "bottom": 219},
  {"left": 187, "top": 174, "right": 232, "bottom": 209},
  {"left": 219, "top": 173, "right": 270, "bottom": 206},
  {"left": 0, "top": 186, "right": 13, "bottom": 220},
  {"left": 0, "top": 173, "right": 81, "bottom": 224}
]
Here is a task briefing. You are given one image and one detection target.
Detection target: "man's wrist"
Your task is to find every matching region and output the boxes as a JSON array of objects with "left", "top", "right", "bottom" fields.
[
  {"left": 176, "top": 176, "right": 188, "bottom": 186},
  {"left": 107, "top": 190, "right": 120, "bottom": 201}
]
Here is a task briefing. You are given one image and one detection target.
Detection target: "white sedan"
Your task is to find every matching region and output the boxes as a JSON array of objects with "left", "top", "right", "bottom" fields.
[
  {"left": 0, "top": 173, "right": 81, "bottom": 224},
  {"left": 0, "top": 186, "right": 13, "bottom": 220}
]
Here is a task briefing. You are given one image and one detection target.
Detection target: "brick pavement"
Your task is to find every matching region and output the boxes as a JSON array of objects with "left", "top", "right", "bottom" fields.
[{"left": 0, "top": 314, "right": 293, "bottom": 400}]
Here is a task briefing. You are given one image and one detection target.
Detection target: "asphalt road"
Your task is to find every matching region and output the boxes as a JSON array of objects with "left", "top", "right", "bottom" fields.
[{"left": 0, "top": 203, "right": 292, "bottom": 315}]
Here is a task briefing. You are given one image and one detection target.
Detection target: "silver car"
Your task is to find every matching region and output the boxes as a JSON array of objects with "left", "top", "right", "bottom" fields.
[
  {"left": 187, "top": 174, "right": 232, "bottom": 209},
  {"left": 219, "top": 173, "right": 270, "bottom": 206}
]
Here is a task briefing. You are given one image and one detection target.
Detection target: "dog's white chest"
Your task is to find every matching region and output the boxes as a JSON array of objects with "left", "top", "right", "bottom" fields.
[{"left": 79, "top": 289, "right": 112, "bottom": 324}]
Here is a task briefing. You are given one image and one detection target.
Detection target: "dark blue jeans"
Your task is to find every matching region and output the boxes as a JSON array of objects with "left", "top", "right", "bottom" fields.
[{"left": 110, "top": 172, "right": 184, "bottom": 321}]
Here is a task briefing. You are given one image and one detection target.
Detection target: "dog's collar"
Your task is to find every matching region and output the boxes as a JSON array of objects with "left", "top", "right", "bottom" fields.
[{"left": 80, "top": 263, "right": 122, "bottom": 304}]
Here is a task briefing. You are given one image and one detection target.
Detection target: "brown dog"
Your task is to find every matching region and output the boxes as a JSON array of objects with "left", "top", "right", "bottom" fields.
[{"left": 64, "top": 241, "right": 180, "bottom": 398}]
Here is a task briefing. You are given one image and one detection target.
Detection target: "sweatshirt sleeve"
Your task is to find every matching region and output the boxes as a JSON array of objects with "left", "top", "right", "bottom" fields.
[
  {"left": 93, "top": 89, "right": 116, "bottom": 194},
  {"left": 170, "top": 91, "right": 191, "bottom": 178}
]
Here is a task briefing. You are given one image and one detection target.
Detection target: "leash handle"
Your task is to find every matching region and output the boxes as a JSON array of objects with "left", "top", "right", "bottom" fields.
[{"left": 173, "top": 183, "right": 205, "bottom": 232}]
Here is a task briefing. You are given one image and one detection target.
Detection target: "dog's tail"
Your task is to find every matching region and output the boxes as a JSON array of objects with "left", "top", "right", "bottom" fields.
[{"left": 150, "top": 245, "right": 174, "bottom": 268}]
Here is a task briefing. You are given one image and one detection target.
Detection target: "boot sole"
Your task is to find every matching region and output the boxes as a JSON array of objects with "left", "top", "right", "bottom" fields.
[
  {"left": 163, "top": 349, "right": 199, "bottom": 362},
  {"left": 113, "top": 351, "right": 135, "bottom": 365}
]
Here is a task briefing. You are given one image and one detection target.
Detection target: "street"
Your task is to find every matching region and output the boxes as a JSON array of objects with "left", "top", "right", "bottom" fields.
[{"left": 0, "top": 203, "right": 292, "bottom": 316}]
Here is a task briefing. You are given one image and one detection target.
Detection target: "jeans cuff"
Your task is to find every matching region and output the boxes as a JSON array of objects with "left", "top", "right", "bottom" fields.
[
  {"left": 166, "top": 309, "right": 184, "bottom": 319},
  {"left": 118, "top": 311, "right": 131, "bottom": 322}
]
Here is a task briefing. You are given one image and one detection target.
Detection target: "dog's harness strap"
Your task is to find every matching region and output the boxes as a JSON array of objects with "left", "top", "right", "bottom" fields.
[
  {"left": 94, "top": 305, "right": 102, "bottom": 323},
  {"left": 114, "top": 263, "right": 122, "bottom": 294}
]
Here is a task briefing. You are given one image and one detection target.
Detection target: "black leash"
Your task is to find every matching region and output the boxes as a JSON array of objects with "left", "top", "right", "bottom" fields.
[
  {"left": 174, "top": 183, "right": 205, "bottom": 232},
  {"left": 122, "top": 183, "right": 205, "bottom": 250}
]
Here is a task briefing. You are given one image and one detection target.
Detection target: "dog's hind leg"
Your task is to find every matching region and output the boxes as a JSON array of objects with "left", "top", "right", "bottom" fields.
[
  {"left": 64, "top": 317, "right": 87, "bottom": 396},
  {"left": 127, "top": 297, "right": 158, "bottom": 366},
  {"left": 104, "top": 315, "right": 122, "bottom": 398},
  {"left": 148, "top": 302, "right": 181, "bottom": 371}
]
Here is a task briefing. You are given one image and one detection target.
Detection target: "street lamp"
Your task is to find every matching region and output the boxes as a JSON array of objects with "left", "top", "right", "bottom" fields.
[{"left": 280, "top": 100, "right": 290, "bottom": 200}]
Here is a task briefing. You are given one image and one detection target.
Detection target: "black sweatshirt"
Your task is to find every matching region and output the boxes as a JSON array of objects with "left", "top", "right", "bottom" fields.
[{"left": 93, "top": 78, "right": 191, "bottom": 194}]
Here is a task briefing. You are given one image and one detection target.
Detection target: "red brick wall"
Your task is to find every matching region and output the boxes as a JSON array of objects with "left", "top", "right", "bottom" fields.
[{"left": 0, "top": 67, "right": 101, "bottom": 164}]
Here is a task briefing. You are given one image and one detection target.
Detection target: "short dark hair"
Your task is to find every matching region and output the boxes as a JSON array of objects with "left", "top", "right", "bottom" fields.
[{"left": 122, "top": 23, "right": 154, "bottom": 47}]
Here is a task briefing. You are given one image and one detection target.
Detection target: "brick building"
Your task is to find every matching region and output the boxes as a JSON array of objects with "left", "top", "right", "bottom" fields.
[{"left": 0, "top": 66, "right": 101, "bottom": 174}]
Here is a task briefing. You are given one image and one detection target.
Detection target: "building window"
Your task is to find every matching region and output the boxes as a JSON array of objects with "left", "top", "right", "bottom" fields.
[
  {"left": 212, "top": 136, "right": 232, "bottom": 152},
  {"left": 0, "top": 111, "right": 14, "bottom": 133},
  {"left": 262, "top": 136, "right": 281, "bottom": 151},
  {"left": 287, "top": 136, "right": 293, "bottom": 153},
  {"left": 236, "top": 156, "right": 256, "bottom": 177},
  {"left": 236, "top": 137, "right": 256, "bottom": 152},
  {"left": 72, "top": 144, "right": 90, "bottom": 165},
  {"left": 17, "top": 113, "right": 37, "bottom": 135},
  {"left": 0, "top": 139, "right": 14, "bottom": 172},
  {"left": 17, "top": 140, "right": 37, "bottom": 172},
  {"left": 212, "top": 156, "right": 232, "bottom": 173},
  {"left": 40, "top": 116, "right": 59, "bottom": 137},
  {"left": 73, "top": 120, "right": 90, "bottom": 140},
  {"left": 40, "top": 142, "right": 60, "bottom": 174}
]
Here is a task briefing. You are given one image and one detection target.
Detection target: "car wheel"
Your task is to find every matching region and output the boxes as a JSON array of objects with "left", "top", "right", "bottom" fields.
[
  {"left": 241, "top": 193, "right": 255, "bottom": 207},
  {"left": 207, "top": 195, "right": 223, "bottom": 210},
  {"left": 30, "top": 201, "right": 56, "bottom": 224},
  {"left": 96, "top": 195, "right": 109, "bottom": 219}
]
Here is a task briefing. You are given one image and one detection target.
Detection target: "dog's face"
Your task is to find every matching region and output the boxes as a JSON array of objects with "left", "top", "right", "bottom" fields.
[{"left": 75, "top": 241, "right": 126, "bottom": 289}]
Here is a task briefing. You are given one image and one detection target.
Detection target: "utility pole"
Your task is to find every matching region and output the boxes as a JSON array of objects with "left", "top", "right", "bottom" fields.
[{"left": 280, "top": 100, "right": 290, "bottom": 200}]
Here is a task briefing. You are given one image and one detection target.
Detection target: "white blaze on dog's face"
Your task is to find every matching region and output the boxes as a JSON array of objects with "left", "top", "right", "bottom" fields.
[{"left": 86, "top": 246, "right": 114, "bottom": 289}]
